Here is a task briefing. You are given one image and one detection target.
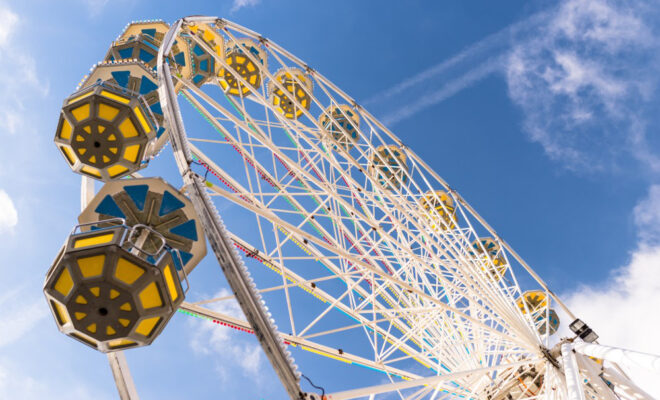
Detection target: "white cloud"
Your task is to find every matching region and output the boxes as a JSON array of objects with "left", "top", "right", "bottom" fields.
[
  {"left": 0, "top": 288, "right": 48, "bottom": 348},
  {"left": 562, "top": 187, "right": 660, "bottom": 398},
  {"left": 0, "top": 190, "right": 18, "bottom": 233},
  {"left": 231, "top": 0, "right": 260, "bottom": 13},
  {"left": 506, "top": 0, "right": 660, "bottom": 173},
  {"left": 633, "top": 184, "right": 660, "bottom": 245},
  {"left": 189, "top": 289, "right": 265, "bottom": 380},
  {"left": 0, "top": 4, "right": 49, "bottom": 136}
]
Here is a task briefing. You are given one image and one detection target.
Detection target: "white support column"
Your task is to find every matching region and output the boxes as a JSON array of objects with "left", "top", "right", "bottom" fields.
[
  {"left": 573, "top": 341, "right": 660, "bottom": 374},
  {"left": 107, "top": 351, "right": 140, "bottom": 400},
  {"left": 561, "top": 343, "right": 586, "bottom": 400},
  {"left": 81, "top": 176, "right": 139, "bottom": 400}
]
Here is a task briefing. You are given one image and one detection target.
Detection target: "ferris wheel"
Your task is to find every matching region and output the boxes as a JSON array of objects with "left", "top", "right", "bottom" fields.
[{"left": 43, "top": 15, "right": 660, "bottom": 400}]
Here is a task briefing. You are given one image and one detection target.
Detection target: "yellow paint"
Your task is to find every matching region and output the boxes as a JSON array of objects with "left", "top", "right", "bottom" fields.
[
  {"left": 75, "top": 135, "right": 84, "bottom": 142},
  {"left": 118, "top": 118, "right": 138, "bottom": 138},
  {"left": 59, "top": 119, "right": 72, "bottom": 139},
  {"left": 133, "top": 106, "right": 151, "bottom": 133},
  {"left": 108, "top": 338, "right": 135, "bottom": 348},
  {"left": 110, "top": 289, "right": 120, "bottom": 299},
  {"left": 114, "top": 258, "right": 144, "bottom": 285},
  {"left": 139, "top": 282, "right": 163, "bottom": 309},
  {"left": 106, "top": 326, "right": 116, "bottom": 335},
  {"left": 108, "top": 147, "right": 118, "bottom": 154},
  {"left": 67, "top": 91, "right": 94, "bottom": 105},
  {"left": 80, "top": 165, "right": 101, "bottom": 178},
  {"left": 77, "top": 254, "right": 105, "bottom": 278},
  {"left": 98, "top": 125, "right": 106, "bottom": 133},
  {"left": 75, "top": 312, "right": 87, "bottom": 320},
  {"left": 118, "top": 318, "right": 131, "bottom": 327},
  {"left": 54, "top": 267, "right": 74, "bottom": 297},
  {"left": 98, "top": 103, "right": 119, "bottom": 121},
  {"left": 107, "top": 164, "right": 128, "bottom": 178},
  {"left": 123, "top": 144, "right": 141, "bottom": 163},
  {"left": 100, "top": 90, "right": 130, "bottom": 104},
  {"left": 83, "top": 125, "right": 91, "bottom": 134},
  {"left": 119, "top": 302, "right": 132, "bottom": 311},
  {"left": 86, "top": 323, "right": 97, "bottom": 333},
  {"left": 134, "top": 316, "right": 161, "bottom": 337},
  {"left": 71, "top": 104, "right": 90, "bottom": 121},
  {"left": 89, "top": 287, "right": 100, "bottom": 297},
  {"left": 60, "top": 146, "right": 75, "bottom": 166},
  {"left": 301, "top": 346, "right": 350, "bottom": 364},
  {"left": 74, "top": 232, "right": 114, "bottom": 248},
  {"left": 72, "top": 332, "right": 97, "bottom": 347},
  {"left": 77, "top": 148, "right": 87, "bottom": 155},
  {"left": 52, "top": 301, "right": 70, "bottom": 325},
  {"left": 163, "top": 264, "right": 178, "bottom": 301},
  {"left": 75, "top": 295, "right": 87, "bottom": 304},
  {"left": 107, "top": 134, "right": 116, "bottom": 141},
  {"left": 102, "top": 155, "right": 110, "bottom": 163},
  {"left": 202, "top": 29, "right": 214, "bottom": 42},
  {"left": 88, "top": 155, "right": 96, "bottom": 163}
]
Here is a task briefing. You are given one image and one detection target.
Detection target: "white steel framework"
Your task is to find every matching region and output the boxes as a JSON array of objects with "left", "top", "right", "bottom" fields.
[{"left": 81, "top": 15, "right": 659, "bottom": 400}]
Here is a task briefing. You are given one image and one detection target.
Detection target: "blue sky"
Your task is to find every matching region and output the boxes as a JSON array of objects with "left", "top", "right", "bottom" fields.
[{"left": 1, "top": 0, "right": 659, "bottom": 398}]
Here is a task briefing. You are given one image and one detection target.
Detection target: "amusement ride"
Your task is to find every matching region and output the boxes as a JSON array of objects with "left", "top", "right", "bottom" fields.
[{"left": 43, "top": 16, "right": 660, "bottom": 400}]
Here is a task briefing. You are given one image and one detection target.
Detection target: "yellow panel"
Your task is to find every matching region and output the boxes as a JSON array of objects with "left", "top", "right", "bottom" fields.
[
  {"left": 52, "top": 301, "right": 70, "bottom": 325},
  {"left": 108, "top": 147, "right": 118, "bottom": 154},
  {"left": 123, "top": 144, "right": 141, "bottom": 163},
  {"left": 80, "top": 165, "right": 101, "bottom": 178},
  {"left": 86, "top": 323, "right": 97, "bottom": 333},
  {"left": 118, "top": 318, "right": 131, "bottom": 327},
  {"left": 54, "top": 267, "right": 74, "bottom": 297},
  {"left": 75, "top": 312, "right": 87, "bottom": 320},
  {"left": 77, "top": 148, "right": 87, "bottom": 155},
  {"left": 108, "top": 338, "right": 135, "bottom": 348},
  {"left": 59, "top": 119, "right": 72, "bottom": 139},
  {"left": 246, "top": 62, "right": 255, "bottom": 72},
  {"left": 134, "top": 316, "right": 161, "bottom": 337},
  {"left": 98, "top": 125, "right": 106, "bottom": 133},
  {"left": 75, "top": 295, "right": 87, "bottom": 304},
  {"left": 163, "top": 265, "right": 178, "bottom": 302},
  {"left": 71, "top": 104, "right": 90, "bottom": 121},
  {"left": 107, "top": 164, "right": 129, "bottom": 178},
  {"left": 90, "top": 287, "right": 100, "bottom": 297},
  {"left": 139, "top": 282, "right": 163, "bottom": 309},
  {"left": 114, "top": 258, "right": 144, "bottom": 285},
  {"left": 118, "top": 118, "right": 138, "bottom": 138},
  {"left": 102, "top": 155, "right": 110, "bottom": 163},
  {"left": 119, "top": 302, "right": 132, "bottom": 311},
  {"left": 202, "top": 29, "right": 214, "bottom": 42},
  {"left": 107, "top": 134, "right": 116, "bottom": 141},
  {"left": 75, "top": 135, "right": 84, "bottom": 142},
  {"left": 72, "top": 332, "right": 97, "bottom": 347},
  {"left": 98, "top": 103, "right": 120, "bottom": 121},
  {"left": 77, "top": 254, "right": 105, "bottom": 278},
  {"left": 74, "top": 232, "right": 114, "bottom": 248},
  {"left": 100, "top": 90, "right": 130, "bottom": 104},
  {"left": 60, "top": 146, "right": 76, "bottom": 166},
  {"left": 133, "top": 106, "right": 151, "bottom": 133},
  {"left": 88, "top": 155, "right": 97, "bottom": 163},
  {"left": 67, "top": 91, "right": 94, "bottom": 105},
  {"left": 106, "top": 326, "right": 116, "bottom": 335},
  {"left": 83, "top": 125, "right": 91, "bottom": 134},
  {"left": 109, "top": 289, "right": 120, "bottom": 299}
]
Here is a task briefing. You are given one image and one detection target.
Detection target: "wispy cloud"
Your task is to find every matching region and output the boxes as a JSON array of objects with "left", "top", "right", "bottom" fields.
[
  {"left": 380, "top": 58, "right": 502, "bottom": 126},
  {"left": 188, "top": 289, "right": 265, "bottom": 381},
  {"left": 0, "top": 287, "right": 48, "bottom": 348},
  {"left": 0, "top": 3, "right": 48, "bottom": 136},
  {"left": 506, "top": 0, "right": 660, "bottom": 173},
  {"left": 0, "top": 190, "right": 18, "bottom": 233},
  {"left": 231, "top": 0, "right": 260, "bottom": 13},
  {"left": 633, "top": 184, "right": 660, "bottom": 246}
]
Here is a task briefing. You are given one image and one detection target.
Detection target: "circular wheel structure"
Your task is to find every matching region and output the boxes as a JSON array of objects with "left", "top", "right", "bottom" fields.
[{"left": 49, "top": 15, "right": 659, "bottom": 400}]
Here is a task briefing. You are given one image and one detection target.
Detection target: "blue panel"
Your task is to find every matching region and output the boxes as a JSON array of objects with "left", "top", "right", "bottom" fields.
[
  {"left": 192, "top": 74, "right": 203, "bottom": 84},
  {"left": 123, "top": 184, "right": 149, "bottom": 211},
  {"left": 141, "top": 28, "right": 157, "bottom": 38},
  {"left": 158, "top": 190, "right": 185, "bottom": 216},
  {"left": 169, "top": 219, "right": 198, "bottom": 241},
  {"left": 139, "top": 48, "right": 155, "bottom": 63},
  {"left": 174, "top": 52, "right": 186, "bottom": 66},
  {"left": 150, "top": 101, "right": 163, "bottom": 116},
  {"left": 95, "top": 195, "right": 126, "bottom": 218},
  {"left": 139, "top": 76, "right": 158, "bottom": 94},
  {"left": 111, "top": 71, "right": 131, "bottom": 88},
  {"left": 192, "top": 44, "right": 205, "bottom": 56},
  {"left": 118, "top": 48, "right": 134, "bottom": 59},
  {"left": 156, "top": 126, "right": 165, "bottom": 138},
  {"left": 179, "top": 250, "right": 193, "bottom": 269},
  {"left": 199, "top": 59, "right": 209, "bottom": 72}
]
